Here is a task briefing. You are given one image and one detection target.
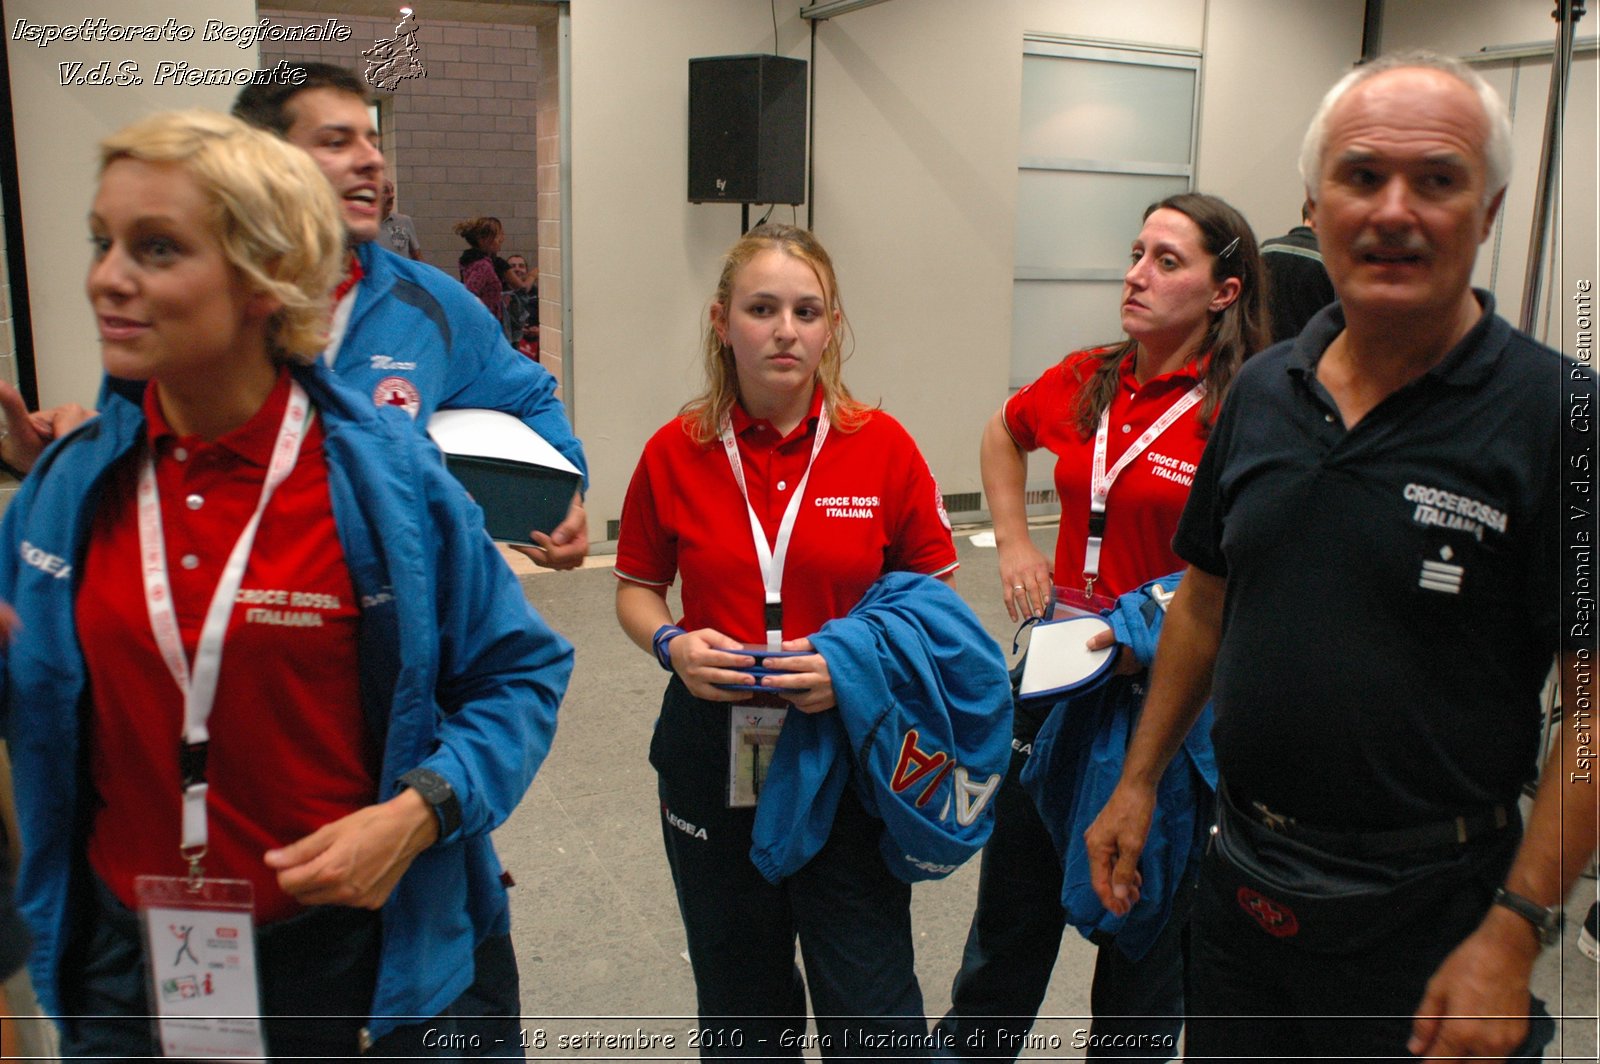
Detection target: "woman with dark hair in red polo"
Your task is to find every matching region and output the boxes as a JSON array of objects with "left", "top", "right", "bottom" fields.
[{"left": 938, "top": 193, "right": 1268, "bottom": 1061}]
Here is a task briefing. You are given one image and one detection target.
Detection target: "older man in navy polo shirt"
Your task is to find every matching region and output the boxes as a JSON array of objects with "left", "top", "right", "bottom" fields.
[{"left": 1085, "top": 51, "right": 1596, "bottom": 1062}]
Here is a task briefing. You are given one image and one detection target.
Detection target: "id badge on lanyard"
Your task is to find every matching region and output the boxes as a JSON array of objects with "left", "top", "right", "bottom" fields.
[
  {"left": 134, "top": 876, "right": 263, "bottom": 1059},
  {"left": 131, "top": 380, "right": 311, "bottom": 1058},
  {"left": 717, "top": 406, "right": 829, "bottom": 807},
  {"left": 729, "top": 707, "right": 789, "bottom": 808},
  {"left": 1082, "top": 381, "right": 1204, "bottom": 601}
]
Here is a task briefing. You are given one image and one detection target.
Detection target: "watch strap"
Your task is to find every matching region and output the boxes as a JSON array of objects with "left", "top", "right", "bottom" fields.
[
  {"left": 1492, "top": 887, "right": 1562, "bottom": 946},
  {"left": 398, "top": 767, "right": 462, "bottom": 839}
]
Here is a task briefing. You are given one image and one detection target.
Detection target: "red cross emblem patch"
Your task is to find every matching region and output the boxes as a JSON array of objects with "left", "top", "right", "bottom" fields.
[
  {"left": 373, "top": 376, "right": 421, "bottom": 419},
  {"left": 1236, "top": 886, "right": 1299, "bottom": 938}
]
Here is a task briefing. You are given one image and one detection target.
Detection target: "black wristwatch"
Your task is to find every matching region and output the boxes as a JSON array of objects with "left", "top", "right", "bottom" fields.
[
  {"left": 398, "top": 767, "right": 462, "bottom": 839},
  {"left": 1492, "top": 887, "right": 1562, "bottom": 947}
]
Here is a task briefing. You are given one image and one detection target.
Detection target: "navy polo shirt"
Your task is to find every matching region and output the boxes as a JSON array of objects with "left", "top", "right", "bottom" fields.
[{"left": 1175, "top": 292, "right": 1593, "bottom": 831}]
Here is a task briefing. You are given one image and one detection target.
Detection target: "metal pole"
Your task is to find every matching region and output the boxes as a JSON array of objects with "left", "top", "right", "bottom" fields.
[
  {"left": 1361, "top": 0, "right": 1384, "bottom": 61},
  {"left": 1519, "top": 0, "right": 1587, "bottom": 334}
]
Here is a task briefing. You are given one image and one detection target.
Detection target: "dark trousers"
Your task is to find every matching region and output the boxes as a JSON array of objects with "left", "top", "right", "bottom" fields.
[
  {"left": 935, "top": 749, "right": 1187, "bottom": 1062},
  {"left": 653, "top": 680, "right": 927, "bottom": 1062},
  {"left": 58, "top": 874, "right": 523, "bottom": 1060},
  {"left": 1186, "top": 829, "right": 1554, "bottom": 1062}
]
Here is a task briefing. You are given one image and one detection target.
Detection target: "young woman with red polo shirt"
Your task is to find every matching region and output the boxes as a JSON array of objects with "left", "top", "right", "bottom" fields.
[
  {"left": 937, "top": 194, "right": 1268, "bottom": 1060},
  {"left": 615, "top": 224, "right": 957, "bottom": 1056}
]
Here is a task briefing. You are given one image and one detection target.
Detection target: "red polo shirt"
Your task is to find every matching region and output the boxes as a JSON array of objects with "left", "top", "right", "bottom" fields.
[
  {"left": 1005, "top": 348, "right": 1209, "bottom": 598},
  {"left": 78, "top": 370, "right": 372, "bottom": 923},
  {"left": 616, "top": 387, "right": 957, "bottom": 641}
]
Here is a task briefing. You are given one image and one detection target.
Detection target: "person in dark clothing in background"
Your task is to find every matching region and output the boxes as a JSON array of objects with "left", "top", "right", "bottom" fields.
[{"left": 1260, "top": 201, "right": 1336, "bottom": 343}]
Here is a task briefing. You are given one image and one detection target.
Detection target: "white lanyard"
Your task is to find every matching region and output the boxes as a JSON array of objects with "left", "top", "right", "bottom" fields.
[
  {"left": 322, "top": 283, "right": 359, "bottom": 367},
  {"left": 718, "top": 404, "right": 830, "bottom": 647},
  {"left": 137, "top": 380, "right": 312, "bottom": 873},
  {"left": 1083, "top": 381, "right": 1205, "bottom": 595}
]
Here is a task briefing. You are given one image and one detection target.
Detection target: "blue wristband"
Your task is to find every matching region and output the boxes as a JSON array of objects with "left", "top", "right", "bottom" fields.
[{"left": 652, "top": 624, "right": 686, "bottom": 672}]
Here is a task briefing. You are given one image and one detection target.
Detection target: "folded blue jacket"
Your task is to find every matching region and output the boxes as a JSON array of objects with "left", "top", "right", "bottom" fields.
[
  {"left": 1019, "top": 571, "right": 1217, "bottom": 961},
  {"left": 749, "top": 572, "right": 1013, "bottom": 884}
]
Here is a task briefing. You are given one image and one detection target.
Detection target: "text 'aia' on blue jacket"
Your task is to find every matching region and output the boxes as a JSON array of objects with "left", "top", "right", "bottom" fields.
[
  {"left": 0, "top": 361, "right": 573, "bottom": 1041},
  {"left": 750, "top": 572, "right": 1014, "bottom": 884}
]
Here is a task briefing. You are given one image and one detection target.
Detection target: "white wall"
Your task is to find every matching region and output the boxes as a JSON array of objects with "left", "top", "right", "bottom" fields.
[
  {"left": 1380, "top": 0, "right": 1558, "bottom": 54},
  {"left": 567, "top": 0, "right": 1370, "bottom": 531},
  {"left": 7, "top": 0, "right": 260, "bottom": 410},
  {"left": 1195, "top": 0, "right": 1366, "bottom": 234},
  {"left": 566, "top": 0, "right": 795, "bottom": 534},
  {"left": 806, "top": 0, "right": 1128, "bottom": 511}
]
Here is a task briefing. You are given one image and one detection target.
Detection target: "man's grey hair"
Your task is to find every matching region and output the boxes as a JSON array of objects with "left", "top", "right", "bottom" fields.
[{"left": 1298, "top": 50, "right": 1513, "bottom": 204}]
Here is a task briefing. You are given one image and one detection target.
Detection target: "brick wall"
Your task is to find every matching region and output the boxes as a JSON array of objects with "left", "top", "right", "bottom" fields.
[{"left": 261, "top": 10, "right": 540, "bottom": 279}]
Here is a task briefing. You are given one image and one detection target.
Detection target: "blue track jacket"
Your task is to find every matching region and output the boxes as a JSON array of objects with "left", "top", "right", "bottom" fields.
[
  {"left": 0, "top": 363, "right": 573, "bottom": 1039},
  {"left": 1020, "top": 572, "right": 1216, "bottom": 961},
  {"left": 750, "top": 573, "right": 1013, "bottom": 884},
  {"left": 337, "top": 241, "right": 587, "bottom": 487}
]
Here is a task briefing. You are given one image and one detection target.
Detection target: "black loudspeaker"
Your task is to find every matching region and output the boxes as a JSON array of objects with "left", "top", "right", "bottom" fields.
[{"left": 688, "top": 55, "right": 807, "bottom": 204}]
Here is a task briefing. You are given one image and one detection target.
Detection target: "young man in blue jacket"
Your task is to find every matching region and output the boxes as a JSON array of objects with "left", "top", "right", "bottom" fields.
[
  {"left": 232, "top": 63, "right": 589, "bottom": 569},
  {"left": 1, "top": 64, "right": 589, "bottom": 570}
]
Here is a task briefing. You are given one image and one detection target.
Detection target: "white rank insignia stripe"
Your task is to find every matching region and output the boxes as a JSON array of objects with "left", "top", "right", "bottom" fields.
[{"left": 1419, "top": 546, "right": 1464, "bottom": 595}]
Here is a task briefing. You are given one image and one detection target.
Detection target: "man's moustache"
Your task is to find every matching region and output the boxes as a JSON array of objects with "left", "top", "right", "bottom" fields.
[{"left": 1351, "top": 233, "right": 1429, "bottom": 257}]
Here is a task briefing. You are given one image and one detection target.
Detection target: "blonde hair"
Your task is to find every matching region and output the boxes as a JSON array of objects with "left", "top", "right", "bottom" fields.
[
  {"left": 99, "top": 109, "right": 345, "bottom": 364},
  {"left": 683, "top": 223, "right": 871, "bottom": 444}
]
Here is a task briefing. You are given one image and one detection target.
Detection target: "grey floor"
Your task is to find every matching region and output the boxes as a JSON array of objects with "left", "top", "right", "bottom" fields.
[{"left": 499, "top": 523, "right": 1598, "bottom": 1060}]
